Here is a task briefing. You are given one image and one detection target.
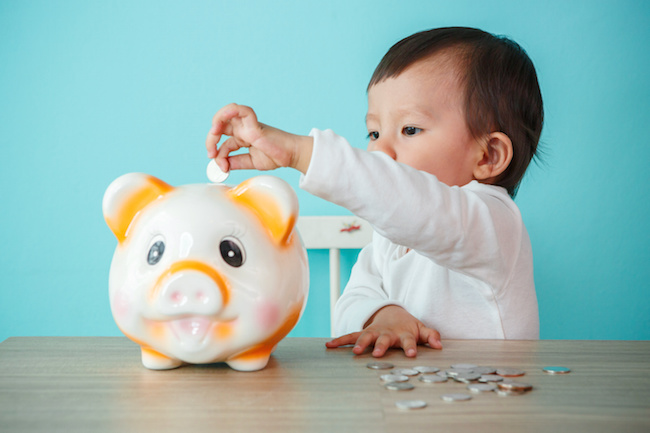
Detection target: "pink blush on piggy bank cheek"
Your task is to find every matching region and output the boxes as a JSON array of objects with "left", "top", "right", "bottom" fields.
[
  {"left": 256, "top": 302, "right": 281, "bottom": 329},
  {"left": 112, "top": 290, "right": 133, "bottom": 320}
]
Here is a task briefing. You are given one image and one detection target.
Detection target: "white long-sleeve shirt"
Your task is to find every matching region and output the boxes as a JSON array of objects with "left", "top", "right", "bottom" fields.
[{"left": 300, "top": 129, "right": 539, "bottom": 340}]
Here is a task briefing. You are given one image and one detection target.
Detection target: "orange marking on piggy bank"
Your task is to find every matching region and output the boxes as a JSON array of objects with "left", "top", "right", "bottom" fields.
[
  {"left": 149, "top": 260, "right": 231, "bottom": 307},
  {"left": 103, "top": 175, "right": 173, "bottom": 244},
  {"left": 228, "top": 177, "right": 298, "bottom": 247},
  {"left": 226, "top": 302, "right": 304, "bottom": 371}
]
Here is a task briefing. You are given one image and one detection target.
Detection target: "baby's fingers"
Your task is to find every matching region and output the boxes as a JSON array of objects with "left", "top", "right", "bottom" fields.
[
  {"left": 213, "top": 104, "right": 262, "bottom": 142},
  {"left": 399, "top": 333, "right": 418, "bottom": 358},
  {"left": 352, "top": 331, "right": 380, "bottom": 355},
  {"left": 206, "top": 116, "right": 233, "bottom": 158},
  {"left": 207, "top": 104, "right": 260, "bottom": 157},
  {"left": 210, "top": 103, "right": 249, "bottom": 132},
  {"left": 418, "top": 325, "right": 443, "bottom": 350},
  {"left": 325, "top": 332, "right": 362, "bottom": 349},
  {"left": 215, "top": 137, "right": 248, "bottom": 172},
  {"left": 206, "top": 127, "right": 222, "bottom": 158},
  {"left": 371, "top": 333, "right": 394, "bottom": 358}
]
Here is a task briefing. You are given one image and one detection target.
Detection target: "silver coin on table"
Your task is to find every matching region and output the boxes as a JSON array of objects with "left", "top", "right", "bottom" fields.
[
  {"left": 380, "top": 374, "right": 409, "bottom": 383},
  {"left": 445, "top": 368, "right": 474, "bottom": 377},
  {"left": 395, "top": 400, "right": 427, "bottom": 410},
  {"left": 451, "top": 363, "right": 478, "bottom": 370},
  {"left": 453, "top": 372, "right": 482, "bottom": 383},
  {"left": 543, "top": 366, "right": 571, "bottom": 374},
  {"left": 478, "top": 374, "right": 504, "bottom": 383},
  {"left": 498, "top": 382, "right": 533, "bottom": 392},
  {"left": 441, "top": 393, "right": 472, "bottom": 402},
  {"left": 414, "top": 366, "right": 440, "bottom": 374},
  {"left": 496, "top": 367, "right": 526, "bottom": 377},
  {"left": 467, "top": 383, "right": 497, "bottom": 393},
  {"left": 367, "top": 361, "right": 394, "bottom": 370},
  {"left": 473, "top": 366, "right": 497, "bottom": 375},
  {"left": 419, "top": 374, "right": 447, "bottom": 383},
  {"left": 394, "top": 368, "right": 419, "bottom": 377},
  {"left": 384, "top": 382, "right": 415, "bottom": 391}
]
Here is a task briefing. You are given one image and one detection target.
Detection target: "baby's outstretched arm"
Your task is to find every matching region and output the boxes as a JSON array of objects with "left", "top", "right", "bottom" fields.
[
  {"left": 326, "top": 305, "right": 443, "bottom": 357},
  {"left": 206, "top": 103, "right": 313, "bottom": 174}
]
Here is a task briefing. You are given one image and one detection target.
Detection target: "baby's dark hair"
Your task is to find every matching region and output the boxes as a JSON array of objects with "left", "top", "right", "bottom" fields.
[{"left": 369, "top": 27, "right": 543, "bottom": 197}]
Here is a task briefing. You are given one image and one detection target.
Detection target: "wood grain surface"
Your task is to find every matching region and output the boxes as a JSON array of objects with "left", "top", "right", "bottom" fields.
[{"left": 1, "top": 337, "right": 649, "bottom": 432}]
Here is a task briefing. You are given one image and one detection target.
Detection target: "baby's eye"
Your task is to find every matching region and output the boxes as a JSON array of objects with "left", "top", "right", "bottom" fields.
[
  {"left": 402, "top": 126, "right": 422, "bottom": 136},
  {"left": 367, "top": 131, "right": 379, "bottom": 141}
]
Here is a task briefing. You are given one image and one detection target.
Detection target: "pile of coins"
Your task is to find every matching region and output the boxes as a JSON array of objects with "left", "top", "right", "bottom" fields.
[{"left": 366, "top": 361, "right": 570, "bottom": 410}]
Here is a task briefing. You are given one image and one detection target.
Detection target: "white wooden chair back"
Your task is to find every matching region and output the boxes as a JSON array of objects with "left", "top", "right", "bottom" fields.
[{"left": 297, "top": 216, "right": 373, "bottom": 337}]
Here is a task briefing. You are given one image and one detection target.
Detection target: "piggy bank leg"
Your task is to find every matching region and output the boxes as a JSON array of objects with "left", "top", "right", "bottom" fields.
[
  {"left": 141, "top": 347, "right": 183, "bottom": 370},
  {"left": 226, "top": 350, "right": 272, "bottom": 372}
]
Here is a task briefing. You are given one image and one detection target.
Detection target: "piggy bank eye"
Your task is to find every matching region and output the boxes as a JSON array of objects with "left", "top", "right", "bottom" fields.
[
  {"left": 147, "top": 240, "right": 165, "bottom": 265},
  {"left": 220, "top": 238, "right": 244, "bottom": 267}
]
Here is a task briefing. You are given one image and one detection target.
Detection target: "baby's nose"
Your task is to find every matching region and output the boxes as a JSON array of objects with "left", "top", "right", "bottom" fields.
[{"left": 370, "top": 140, "right": 397, "bottom": 160}]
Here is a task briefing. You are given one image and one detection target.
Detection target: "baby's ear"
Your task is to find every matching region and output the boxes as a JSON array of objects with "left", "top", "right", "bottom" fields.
[{"left": 473, "top": 132, "right": 513, "bottom": 182}]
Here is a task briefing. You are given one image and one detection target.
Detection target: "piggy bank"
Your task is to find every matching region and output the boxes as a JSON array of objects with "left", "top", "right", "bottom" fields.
[{"left": 102, "top": 173, "right": 309, "bottom": 371}]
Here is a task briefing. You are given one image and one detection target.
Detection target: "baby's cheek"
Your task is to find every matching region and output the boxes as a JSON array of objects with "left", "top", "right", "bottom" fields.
[{"left": 255, "top": 302, "right": 281, "bottom": 330}]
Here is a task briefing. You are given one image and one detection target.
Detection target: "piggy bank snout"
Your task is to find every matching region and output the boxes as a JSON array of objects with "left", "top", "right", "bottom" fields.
[{"left": 155, "top": 268, "right": 226, "bottom": 317}]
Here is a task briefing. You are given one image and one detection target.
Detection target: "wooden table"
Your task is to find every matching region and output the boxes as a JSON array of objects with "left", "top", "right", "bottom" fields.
[{"left": 1, "top": 337, "right": 649, "bottom": 432}]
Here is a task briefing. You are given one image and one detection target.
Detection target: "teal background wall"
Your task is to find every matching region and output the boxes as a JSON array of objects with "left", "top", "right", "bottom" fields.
[{"left": 1, "top": 0, "right": 649, "bottom": 342}]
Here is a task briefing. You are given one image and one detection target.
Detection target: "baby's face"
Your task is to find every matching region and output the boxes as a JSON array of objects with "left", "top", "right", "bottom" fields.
[{"left": 366, "top": 55, "right": 482, "bottom": 187}]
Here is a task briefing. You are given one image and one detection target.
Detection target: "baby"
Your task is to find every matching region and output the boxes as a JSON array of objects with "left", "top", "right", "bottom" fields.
[{"left": 206, "top": 27, "right": 543, "bottom": 358}]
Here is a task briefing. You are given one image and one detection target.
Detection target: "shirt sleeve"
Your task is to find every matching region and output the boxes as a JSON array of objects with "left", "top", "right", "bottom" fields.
[
  {"left": 331, "top": 237, "right": 407, "bottom": 336},
  {"left": 299, "top": 128, "right": 524, "bottom": 287}
]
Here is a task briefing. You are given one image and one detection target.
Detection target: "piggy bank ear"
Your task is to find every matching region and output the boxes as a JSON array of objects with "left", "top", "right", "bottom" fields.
[
  {"left": 228, "top": 176, "right": 299, "bottom": 245},
  {"left": 103, "top": 173, "right": 173, "bottom": 243}
]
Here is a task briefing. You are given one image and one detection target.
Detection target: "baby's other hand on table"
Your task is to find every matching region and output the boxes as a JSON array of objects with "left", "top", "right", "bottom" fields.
[{"left": 325, "top": 305, "right": 442, "bottom": 358}]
